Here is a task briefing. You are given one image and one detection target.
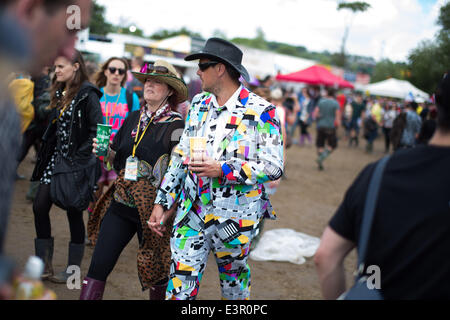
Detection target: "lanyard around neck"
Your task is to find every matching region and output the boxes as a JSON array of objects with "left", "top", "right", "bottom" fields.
[
  {"left": 58, "top": 104, "right": 69, "bottom": 120},
  {"left": 55, "top": 90, "right": 69, "bottom": 121},
  {"left": 57, "top": 100, "right": 73, "bottom": 122},
  {"left": 132, "top": 111, "right": 156, "bottom": 158}
]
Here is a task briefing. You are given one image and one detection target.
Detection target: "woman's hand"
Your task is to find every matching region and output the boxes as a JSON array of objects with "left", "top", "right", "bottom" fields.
[
  {"left": 148, "top": 204, "right": 173, "bottom": 237},
  {"left": 92, "top": 137, "right": 99, "bottom": 156}
]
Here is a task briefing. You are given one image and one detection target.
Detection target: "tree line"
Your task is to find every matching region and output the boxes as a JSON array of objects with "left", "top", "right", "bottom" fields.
[{"left": 89, "top": 1, "right": 449, "bottom": 94}]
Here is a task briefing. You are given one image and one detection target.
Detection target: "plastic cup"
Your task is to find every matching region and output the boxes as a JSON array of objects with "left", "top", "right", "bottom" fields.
[
  {"left": 96, "top": 124, "right": 112, "bottom": 156},
  {"left": 189, "top": 137, "right": 207, "bottom": 162}
]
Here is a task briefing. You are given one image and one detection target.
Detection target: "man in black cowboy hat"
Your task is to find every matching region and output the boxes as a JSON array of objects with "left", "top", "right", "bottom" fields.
[
  {"left": 185, "top": 37, "right": 250, "bottom": 102},
  {"left": 149, "top": 38, "right": 284, "bottom": 300}
]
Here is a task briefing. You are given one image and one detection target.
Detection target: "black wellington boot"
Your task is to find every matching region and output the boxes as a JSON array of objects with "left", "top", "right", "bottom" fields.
[
  {"left": 50, "top": 242, "right": 84, "bottom": 284},
  {"left": 34, "top": 237, "right": 54, "bottom": 280}
]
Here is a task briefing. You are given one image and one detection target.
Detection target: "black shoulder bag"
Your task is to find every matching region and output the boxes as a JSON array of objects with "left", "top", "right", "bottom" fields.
[
  {"left": 50, "top": 98, "right": 101, "bottom": 212},
  {"left": 340, "top": 155, "right": 390, "bottom": 300},
  {"left": 50, "top": 154, "right": 100, "bottom": 212}
]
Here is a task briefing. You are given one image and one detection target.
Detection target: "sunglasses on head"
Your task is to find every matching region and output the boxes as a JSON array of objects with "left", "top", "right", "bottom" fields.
[
  {"left": 198, "top": 61, "right": 219, "bottom": 72},
  {"left": 108, "top": 67, "right": 126, "bottom": 75},
  {"left": 147, "top": 65, "right": 170, "bottom": 74}
]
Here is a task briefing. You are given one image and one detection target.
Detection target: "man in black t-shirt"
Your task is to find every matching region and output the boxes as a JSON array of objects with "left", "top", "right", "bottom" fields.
[{"left": 314, "top": 72, "right": 450, "bottom": 299}]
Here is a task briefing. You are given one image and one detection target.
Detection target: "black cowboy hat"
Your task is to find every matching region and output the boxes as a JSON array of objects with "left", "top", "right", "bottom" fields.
[{"left": 184, "top": 37, "right": 250, "bottom": 82}]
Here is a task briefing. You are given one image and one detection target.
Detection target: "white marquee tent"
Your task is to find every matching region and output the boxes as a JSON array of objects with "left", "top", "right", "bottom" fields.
[{"left": 364, "top": 78, "right": 430, "bottom": 102}]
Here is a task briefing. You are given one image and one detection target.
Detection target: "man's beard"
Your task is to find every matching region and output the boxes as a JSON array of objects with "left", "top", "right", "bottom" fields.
[{"left": 203, "top": 83, "right": 220, "bottom": 96}]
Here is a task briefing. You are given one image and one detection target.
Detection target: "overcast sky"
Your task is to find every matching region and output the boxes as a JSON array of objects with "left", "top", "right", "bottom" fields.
[{"left": 95, "top": 0, "right": 446, "bottom": 63}]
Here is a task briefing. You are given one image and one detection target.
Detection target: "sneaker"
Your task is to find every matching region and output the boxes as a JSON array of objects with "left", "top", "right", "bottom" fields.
[{"left": 316, "top": 158, "right": 324, "bottom": 171}]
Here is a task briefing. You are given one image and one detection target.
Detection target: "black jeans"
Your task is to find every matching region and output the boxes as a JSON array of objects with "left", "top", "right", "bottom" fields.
[
  {"left": 33, "top": 183, "right": 85, "bottom": 244},
  {"left": 382, "top": 127, "right": 392, "bottom": 151},
  {"left": 86, "top": 201, "right": 143, "bottom": 282}
]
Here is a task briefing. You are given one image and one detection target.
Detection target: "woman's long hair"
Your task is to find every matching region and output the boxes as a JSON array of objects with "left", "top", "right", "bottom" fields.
[
  {"left": 94, "top": 57, "right": 129, "bottom": 89},
  {"left": 49, "top": 50, "right": 89, "bottom": 109}
]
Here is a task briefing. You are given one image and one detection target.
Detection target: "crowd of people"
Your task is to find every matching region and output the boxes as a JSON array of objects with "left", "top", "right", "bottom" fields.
[
  {"left": 1, "top": 0, "right": 449, "bottom": 302},
  {"left": 246, "top": 81, "right": 438, "bottom": 173}
]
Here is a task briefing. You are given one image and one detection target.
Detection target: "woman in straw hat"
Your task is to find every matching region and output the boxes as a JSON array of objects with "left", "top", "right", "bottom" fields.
[{"left": 80, "top": 60, "right": 187, "bottom": 300}]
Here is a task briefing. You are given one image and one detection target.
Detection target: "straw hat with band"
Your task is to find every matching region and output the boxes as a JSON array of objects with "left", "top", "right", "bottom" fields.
[
  {"left": 132, "top": 60, "right": 188, "bottom": 104},
  {"left": 184, "top": 37, "right": 250, "bottom": 83}
]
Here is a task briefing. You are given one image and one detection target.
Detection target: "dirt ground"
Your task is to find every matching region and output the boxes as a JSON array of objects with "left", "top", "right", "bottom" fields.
[{"left": 4, "top": 127, "right": 385, "bottom": 300}]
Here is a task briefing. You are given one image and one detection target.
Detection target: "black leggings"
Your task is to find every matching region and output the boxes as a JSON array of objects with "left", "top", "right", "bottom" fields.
[
  {"left": 86, "top": 202, "right": 143, "bottom": 282},
  {"left": 33, "top": 183, "right": 85, "bottom": 244},
  {"left": 299, "top": 120, "right": 309, "bottom": 135}
]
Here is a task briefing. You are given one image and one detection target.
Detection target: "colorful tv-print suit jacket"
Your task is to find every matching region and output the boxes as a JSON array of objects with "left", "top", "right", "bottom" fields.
[{"left": 155, "top": 86, "right": 284, "bottom": 229}]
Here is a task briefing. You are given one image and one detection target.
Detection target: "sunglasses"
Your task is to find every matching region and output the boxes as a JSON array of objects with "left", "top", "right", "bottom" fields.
[
  {"left": 108, "top": 67, "right": 126, "bottom": 75},
  {"left": 198, "top": 61, "right": 219, "bottom": 72},
  {"left": 148, "top": 65, "right": 169, "bottom": 74},
  {"left": 140, "top": 63, "right": 170, "bottom": 75}
]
